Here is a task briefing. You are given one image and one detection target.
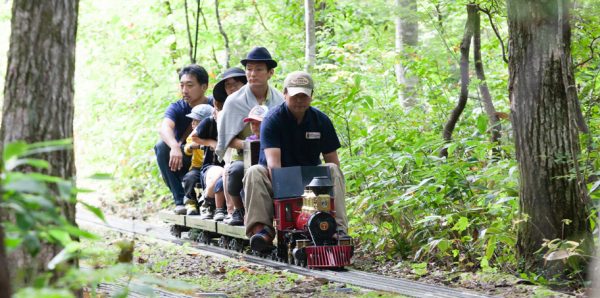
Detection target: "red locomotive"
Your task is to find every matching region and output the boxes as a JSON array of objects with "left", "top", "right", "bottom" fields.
[
  {"left": 270, "top": 168, "right": 353, "bottom": 268},
  {"left": 160, "top": 164, "right": 354, "bottom": 269}
]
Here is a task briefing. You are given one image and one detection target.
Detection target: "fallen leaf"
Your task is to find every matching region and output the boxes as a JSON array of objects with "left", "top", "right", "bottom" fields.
[{"left": 238, "top": 266, "right": 256, "bottom": 274}]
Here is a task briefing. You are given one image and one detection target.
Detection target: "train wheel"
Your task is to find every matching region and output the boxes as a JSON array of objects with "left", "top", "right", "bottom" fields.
[
  {"left": 198, "top": 231, "right": 207, "bottom": 244},
  {"left": 169, "top": 225, "right": 182, "bottom": 238},
  {"left": 219, "top": 236, "right": 230, "bottom": 248},
  {"left": 229, "top": 238, "right": 244, "bottom": 252},
  {"left": 188, "top": 229, "right": 200, "bottom": 242},
  {"left": 227, "top": 239, "right": 235, "bottom": 250}
]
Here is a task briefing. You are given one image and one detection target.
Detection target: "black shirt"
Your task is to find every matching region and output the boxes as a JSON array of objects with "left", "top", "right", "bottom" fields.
[
  {"left": 196, "top": 116, "right": 224, "bottom": 170},
  {"left": 259, "top": 103, "right": 341, "bottom": 167}
]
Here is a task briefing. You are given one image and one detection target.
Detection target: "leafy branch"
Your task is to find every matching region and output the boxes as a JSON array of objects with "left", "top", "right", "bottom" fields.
[
  {"left": 575, "top": 35, "right": 599, "bottom": 68},
  {"left": 478, "top": 5, "right": 508, "bottom": 64}
]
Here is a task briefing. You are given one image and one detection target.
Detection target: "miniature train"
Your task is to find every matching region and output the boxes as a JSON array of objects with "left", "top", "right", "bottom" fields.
[{"left": 158, "top": 165, "right": 354, "bottom": 269}]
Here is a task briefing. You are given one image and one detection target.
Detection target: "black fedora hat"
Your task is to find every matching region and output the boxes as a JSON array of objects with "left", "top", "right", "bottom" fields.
[
  {"left": 240, "top": 46, "right": 277, "bottom": 69},
  {"left": 213, "top": 67, "right": 247, "bottom": 103}
]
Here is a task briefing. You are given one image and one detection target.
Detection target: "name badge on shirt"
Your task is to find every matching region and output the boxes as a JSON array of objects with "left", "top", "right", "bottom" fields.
[{"left": 306, "top": 132, "right": 321, "bottom": 139}]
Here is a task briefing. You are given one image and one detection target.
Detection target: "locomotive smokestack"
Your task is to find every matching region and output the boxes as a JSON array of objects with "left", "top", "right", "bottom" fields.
[{"left": 306, "top": 176, "right": 333, "bottom": 195}]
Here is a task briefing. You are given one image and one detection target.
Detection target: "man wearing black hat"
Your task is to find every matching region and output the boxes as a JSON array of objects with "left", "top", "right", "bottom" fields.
[
  {"left": 216, "top": 47, "right": 284, "bottom": 159},
  {"left": 155, "top": 64, "right": 214, "bottom": 215},
  {"left": 216, "top": 47, "right": 285, "bottom": 224}
]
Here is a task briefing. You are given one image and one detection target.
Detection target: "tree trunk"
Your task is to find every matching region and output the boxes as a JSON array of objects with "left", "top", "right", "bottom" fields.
[
  {"left": 215, "top": 0, "right": 231, "bottom": 69},
  {"left": 394, "top": 0, "right": 404, "bottom": 103},
  {"left": 507, "top": 0, "right": 593, "bottom": 276},
  {"left": 440, "top": 4, "right": 476, "bottom": 158},
  {"left": 1, "top": 0, "right": 79, "bottom": 287},
  {"left": 472, "top": 6, "right": 501, "bottom": 144},
  {"left": 0, "top": 220, "right": 11, "bottom": 297},
  {"left": 395, "top": 0, "right": 418, "bottom": 107},
  {"left": 162, "top": 1, "right": 179, "bottom": 68},
  {"left": 305, "top": 0, "right": 316, "bottom": 72}
]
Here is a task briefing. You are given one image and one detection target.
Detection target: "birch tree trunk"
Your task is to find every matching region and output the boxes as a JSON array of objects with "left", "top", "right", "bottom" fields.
[
  {"left": 0, "top": 0, "right": 79, "bottom": 287},
  {"left": 305, "top": 0, "right": 316, "bottom": 72},
  {"left": 507, "top": 0, "right": 592, "bottom": 276},
  {"left": 395, "top": 0, "right": 418, "bottom": 107}
]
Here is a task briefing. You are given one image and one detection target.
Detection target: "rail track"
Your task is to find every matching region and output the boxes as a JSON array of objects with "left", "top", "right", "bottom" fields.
[{"left": 76, "top": 209, "right": 491, "bottom": 298}]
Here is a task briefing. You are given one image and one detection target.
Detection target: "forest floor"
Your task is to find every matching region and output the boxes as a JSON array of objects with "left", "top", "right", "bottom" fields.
[
  {"left": 79, "top": 226, "right": 373, "bottom": 297},
  {"left": 77, "top": 177, "right": 586, "bottom": 297}
]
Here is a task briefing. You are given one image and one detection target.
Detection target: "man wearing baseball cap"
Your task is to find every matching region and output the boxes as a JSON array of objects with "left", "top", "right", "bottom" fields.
[{"left": 243, "top": 71, "right": 349, "bottom": 252}]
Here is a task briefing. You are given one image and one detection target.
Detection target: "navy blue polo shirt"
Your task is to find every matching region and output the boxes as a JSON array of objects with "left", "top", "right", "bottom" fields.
[
  {"left": 164, "top": 97, "right": 214, "bottom": 142},
  {"left": 259, "top": 103, "right": 340, "bottom": 167}
]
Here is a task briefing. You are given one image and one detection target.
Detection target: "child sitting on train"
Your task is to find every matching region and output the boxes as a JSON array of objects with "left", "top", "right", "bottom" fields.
[
  {"left": 182, "top": 104, "right": 214, "bottom": 215},
  {"left": 223, "top": 105, "right": 268, "bottom": 226},
  {"left": 244, "top": 105, "right": 268, "bottom": 141},
  {"left": 192, "top": 104, "right": 226, "bottom": 220}
]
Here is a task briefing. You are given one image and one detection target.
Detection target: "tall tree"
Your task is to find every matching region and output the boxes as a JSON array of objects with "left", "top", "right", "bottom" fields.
[
  {"left": 472, "top": 5, "right": 501, "bottom": 144},
  {"left": 215, "top": 0, "right": 231, "bottom": 68},
  {"left": 0, "top": 220, "right": 10, "bottom": 297},
  {"left": 440, "top": 4, "right": 476, "bottom": 158},
  {"left": 1, "top": 0, "right": 79, "bottom": 286},
  {"left": 305, "top": 0, "right": 316, "bottom": 72},
  {"left": 395, "top": 0, "right": 418, "bottom": 107},
  {"left": 507, "top": 0, "right": 592, "bottom": 276}
]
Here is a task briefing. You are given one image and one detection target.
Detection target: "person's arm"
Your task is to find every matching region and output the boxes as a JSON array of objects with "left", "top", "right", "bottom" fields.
[
  {"left": 264, "top": 147, "right": 281, "bottom": 179},
  {"left": 198, "top": 139, "right": 217, "bottom": 150},
  {"left": 159, "top": 118, "right": 183, "bottom": 171},
  {"left": 195, "top": 118, "right": 219, "bottom": 150},
  {"left": 184, "top": 134, "right": 203, "bottom": 154},
  {"left": 190, "top": 130, "right": 214, "bottom": 149},
  {"left": 228, "top": 137, "right": 245, "bottom": 150},
  {"left": 323, "top": 151, "right": 340, "bottom": 167}
]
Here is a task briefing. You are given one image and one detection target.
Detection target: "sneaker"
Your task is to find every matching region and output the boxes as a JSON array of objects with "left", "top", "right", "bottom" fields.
[
  {"left": 173, "top": 205, "right": 186, "bottom": 215},
  {"left": 228, "top": 208, "right": 244, "bottom": 226},
  {"left": 222, "top": 213, "right": 232, "bottom": 224},
  {"left": 185, "top": 199, "right": 198, "bottom": 215},
  {"left": 199, "top": 204, "right": 214, "bottom": 220},
  {"left": 250, "top": 228, "right": 274, "bottom": 253},
  {"left": 197, "top": 193, "right": 205, "bottom": 207},
  {"left": 213, "top": 208, "right": 226, "bottom": 221}
]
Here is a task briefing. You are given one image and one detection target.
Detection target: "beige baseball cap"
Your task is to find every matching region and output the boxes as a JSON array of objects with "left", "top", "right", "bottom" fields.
[
  {"left": 283, "top": 71, "right": 314, "bottom": 96},
  {"left": 243, "top": 105, "right": 269, "bottom": 122}
]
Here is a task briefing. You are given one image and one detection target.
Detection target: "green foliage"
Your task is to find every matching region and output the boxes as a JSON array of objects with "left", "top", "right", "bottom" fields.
[
  {"left": 1, "top": 0, "right": 593, "bottom": 283},
  {"left": 66, "top": 0, "right": 599, "bottom": 275},
  {"left": 2, "top": 140, "right": 96, "bottom": 258},
  {"left": 1, "top": 140, "right": 140, "bottom": 296}
]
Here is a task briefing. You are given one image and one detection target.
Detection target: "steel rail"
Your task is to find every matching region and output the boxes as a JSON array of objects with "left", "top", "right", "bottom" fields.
[{"left": 76, "top": 210, "right": 492, "bottom": 298}]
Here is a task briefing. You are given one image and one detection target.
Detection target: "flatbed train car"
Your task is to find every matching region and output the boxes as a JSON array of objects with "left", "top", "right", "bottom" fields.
[{"left": 158, "top": 165, "right": 354, "bottom": 269}]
